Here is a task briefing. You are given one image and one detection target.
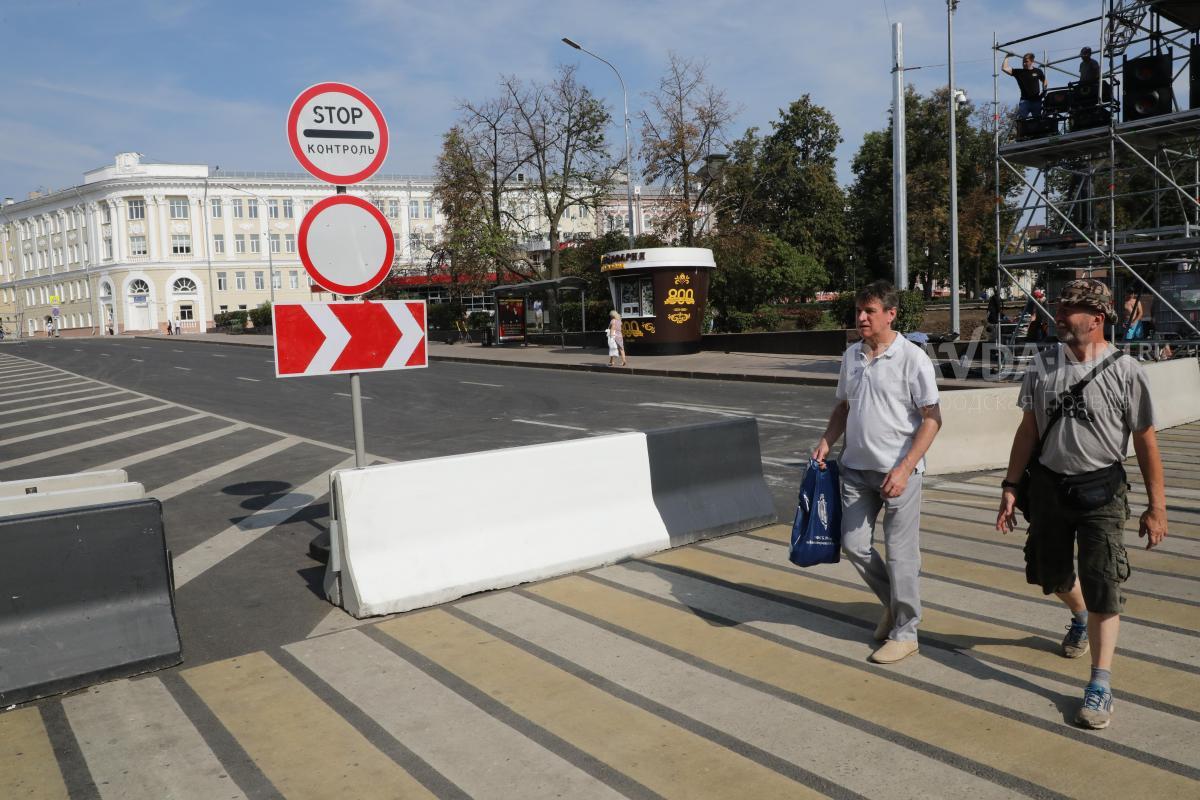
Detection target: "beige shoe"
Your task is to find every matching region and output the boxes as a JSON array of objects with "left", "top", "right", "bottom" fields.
[
  {"left": 869, "top": 639, "right": 918, "bottom": 664},
  {"left": 873, "top": 608, "right": 893, "bottom": 641}
]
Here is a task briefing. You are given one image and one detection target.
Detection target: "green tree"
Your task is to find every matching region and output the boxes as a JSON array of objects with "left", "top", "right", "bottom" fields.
[
  {"left": 717, "top": 96, "right": 847, "bottom": 283},
  {"left": 703, "top": 225, "right": 828, "bottom": 328},
  {"left": 848, "top": 86, "right": 1019, "bottom": 298},
  {"left": 639, "top": 53, "right": 735, "bottom": 245}
]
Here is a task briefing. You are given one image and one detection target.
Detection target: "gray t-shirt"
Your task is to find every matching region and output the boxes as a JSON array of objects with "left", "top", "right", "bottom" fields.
[{"left": 1017, "top": 344, "right": 1155, "bottom": 474}]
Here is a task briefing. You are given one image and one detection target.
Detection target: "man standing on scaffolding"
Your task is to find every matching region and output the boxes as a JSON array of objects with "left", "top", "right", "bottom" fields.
[
  {"left": 1002, "top": 53, "right": 1048, "bottom": 119},
  {"left": 995, "top": 280, "right": 1168, "bottom": 730}
]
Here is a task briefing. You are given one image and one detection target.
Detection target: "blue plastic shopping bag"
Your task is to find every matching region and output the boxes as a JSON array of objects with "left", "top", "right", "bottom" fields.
[{"left": 788, "top": 460, "right": 842, "bottom": 567}]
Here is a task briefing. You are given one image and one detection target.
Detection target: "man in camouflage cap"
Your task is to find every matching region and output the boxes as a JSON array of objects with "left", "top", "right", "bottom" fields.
[
  {"left": 1059, "top": 278, "right": 1117, "bottom": 323},
  {"left": 996, "top": 277, "right": 1168, "bottom": 730}
]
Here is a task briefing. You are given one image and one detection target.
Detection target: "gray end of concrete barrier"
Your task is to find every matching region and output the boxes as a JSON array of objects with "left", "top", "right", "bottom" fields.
[
  {"left": 644, "top": 417, "right": 776, "bottom": 547},
  {"left": 0, "top": 482, "right": 144, "bottom": 518},
  {"left": 0, "top": 469, "right": 129, "bottom": 499},
  {"left": 0, "top": 499, "right": 181, "bottom": 706}
]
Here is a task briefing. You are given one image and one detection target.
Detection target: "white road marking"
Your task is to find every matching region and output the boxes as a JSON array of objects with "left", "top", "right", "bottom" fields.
[
  {"left": 174, "top": 366, "right": 191, "bottom": 371},
  {"left": 334, "top": 392, "right": 373, "bottom": 400},
  {"left": 132, "top": 358, "right": 143, "bottom": 362},
  {"left": 100, "top": 353, "right": 110, "bottom": 357},
  {"left": 0, "top": 383, "right": 94, "bottom": 402},
  {"left": 0, "top": 379, "right": 92, "bottom": 398},
  {"left": 91, "top": 423, "right": 247, "bottom": 472},
  {"left": 140, "top": 346, "right": 151, "bottom": 349},
  {"left": 0, "top": 404, "right": 170, "bottom": 446},
  {"left": 305, "top": 607, "right": 373, "bottom": 639},
  {"left": 460, "top": 381, "right": 504, "bottom": 388},
  {"left": 237, "top": 376, "right": 261, "bottom": 382},
  {"left": 0, "top": 413, "right": 207, "bottom": 471},
  {"left": 173, "top": 457, "right": 355, "bottom": 588},
  {"left": 0, "top": 397, "right": 146, "bottom": 430},
  {"left": 211, "top": 354, "right": 226, "bottom": 358},
  {"left": 172, "top": 349, "right": 183, "bottom": 353},
  {"left": 0, "top": 368, "right": 59, "bottom": 382},
  {"left": 638, "top": 401, "right": 824, "bottom": 429},
  {"left": 511, "top": 418, "right": 589, "bottom": 431},
  {"left": 149, "top": 437, "right": 300, "bottom": 501},
  {"left": 0, "top": 389, "right": 126, "bottom": 415}
]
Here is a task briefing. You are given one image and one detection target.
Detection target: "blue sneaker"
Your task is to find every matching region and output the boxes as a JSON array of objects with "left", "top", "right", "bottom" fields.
[
  {"left": 1061, "top": 621, "right": 1089, "bottom": 659},
  {"left": 1075, "top": 685, "right": 1113, "bottom": 729}
]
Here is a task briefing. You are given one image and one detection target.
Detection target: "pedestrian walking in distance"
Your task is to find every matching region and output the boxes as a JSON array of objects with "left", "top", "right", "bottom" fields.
[
  {"left": 813, "top": 281, "right": 942, "bottom": 664},
  {"left": 607, "top": 310, "right": 627, "bottom": 368},
  {"left": 996, "top": 279, "right": 1167, "bottom": 730}
]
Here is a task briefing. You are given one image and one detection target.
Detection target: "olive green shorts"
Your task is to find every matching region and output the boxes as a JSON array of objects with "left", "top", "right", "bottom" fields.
[{"left": 1023, "top": 463, "right": 1131, "bottom": 614}]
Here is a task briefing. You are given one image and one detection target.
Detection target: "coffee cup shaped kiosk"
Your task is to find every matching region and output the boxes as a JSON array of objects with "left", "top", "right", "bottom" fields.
[{"left": 601, "top": 247, "right": 715, "bottom": 354}]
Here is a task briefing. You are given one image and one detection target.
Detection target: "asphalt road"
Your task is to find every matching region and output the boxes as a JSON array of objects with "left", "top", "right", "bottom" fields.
[{"left": 0, "top": 337, "right": 837, "bottom": 667}]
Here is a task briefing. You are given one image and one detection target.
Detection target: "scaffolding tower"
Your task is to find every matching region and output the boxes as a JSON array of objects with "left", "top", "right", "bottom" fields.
[{"left": 992, "top": 0, "right": 1200, "bottom": 355}]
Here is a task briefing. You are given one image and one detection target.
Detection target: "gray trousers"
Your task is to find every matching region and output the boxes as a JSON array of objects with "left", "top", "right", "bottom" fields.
[{"left": 840, "top": 466, "right": 923, "bottom": 641}]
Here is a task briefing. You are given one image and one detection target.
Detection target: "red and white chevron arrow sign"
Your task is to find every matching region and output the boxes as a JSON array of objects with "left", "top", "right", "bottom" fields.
[{"left": 272, "top": 301, "right": 427, "bottom": 378}]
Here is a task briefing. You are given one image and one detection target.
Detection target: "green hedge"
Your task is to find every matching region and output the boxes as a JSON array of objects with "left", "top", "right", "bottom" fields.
[
  {"left": 214, "top": 310, "right": 249, "bottom": 327},
  {"left": 249, "top": 302, "right": 272, "bottom": 329},
  {"left": 558, "top": 300, "right": 611, "bottom": 332},
  {"left": 427, "top": 302, "right": 464, "bottom": 330}
]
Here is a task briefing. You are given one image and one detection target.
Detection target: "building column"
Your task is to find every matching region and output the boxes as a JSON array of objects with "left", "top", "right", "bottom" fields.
[{"left": 110, "top": 199, "right": 127, "bottom": 262}]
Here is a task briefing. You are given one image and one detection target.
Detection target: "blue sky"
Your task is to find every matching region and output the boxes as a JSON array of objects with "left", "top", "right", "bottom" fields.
[{"left": 0, "top": 1, "right": 1114, "bottom": 198}]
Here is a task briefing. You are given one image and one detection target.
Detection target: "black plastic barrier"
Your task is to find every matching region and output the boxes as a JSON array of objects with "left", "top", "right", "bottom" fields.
[
  {"left": 644, "top": 417, "right": 776, "bottom": 547},
  {"left": 0, "top": 499, "right": 181, "bottom": 706}
]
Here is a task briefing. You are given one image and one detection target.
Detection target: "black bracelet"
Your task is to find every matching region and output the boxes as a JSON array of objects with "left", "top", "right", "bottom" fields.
[{"left": 1001, "top": 479, "right": 1020, "bottom": 489}]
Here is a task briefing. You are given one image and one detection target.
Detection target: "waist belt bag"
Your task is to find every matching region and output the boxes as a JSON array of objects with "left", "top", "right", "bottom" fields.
[
  {"left": 1016, "top": 350, "right": 1123, "bottom": 520},
  {"left": 1055, "top": 462, "right": 1125, "bottom": 511}
]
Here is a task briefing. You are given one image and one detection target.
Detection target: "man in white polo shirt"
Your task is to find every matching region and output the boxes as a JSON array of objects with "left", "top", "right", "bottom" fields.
[{"left": 814, "top": 280, "right": 942, "bottom": 664}]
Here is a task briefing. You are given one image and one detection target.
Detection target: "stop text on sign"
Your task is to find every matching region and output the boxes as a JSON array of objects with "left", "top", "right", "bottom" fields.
[{"left": 288, "top": 82, "right": 389, "bottom": 184}]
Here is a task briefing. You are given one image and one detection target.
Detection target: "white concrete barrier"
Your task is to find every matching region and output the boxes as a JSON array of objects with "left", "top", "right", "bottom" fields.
[
  {"left": 1143, "top": 357, "right": 1200, "bottom": 429},
  {"left": 329, "top": 433, "right": 670, "bottom": 618},
  {"left": 0, "top": 482, "right": 145, "bottom": 518},
  {"left": 926, "top": 356, "right": 1200, "bottom": 476},
  {"left": 0, "top": 469, "right": 129, "bottom": 499}
]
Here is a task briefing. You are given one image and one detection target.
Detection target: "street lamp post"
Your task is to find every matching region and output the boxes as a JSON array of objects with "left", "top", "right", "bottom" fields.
[
  {"left": 562, "top": 36, "right": 635, "bottom": 249},
  {"left": 947, "top": 0, "right": 961, "bottom": 335}
]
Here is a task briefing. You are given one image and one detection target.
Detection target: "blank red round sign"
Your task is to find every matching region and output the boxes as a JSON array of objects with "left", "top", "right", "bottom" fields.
[{"left": 298, "top": 196, "right": 395, "bottom": 295}]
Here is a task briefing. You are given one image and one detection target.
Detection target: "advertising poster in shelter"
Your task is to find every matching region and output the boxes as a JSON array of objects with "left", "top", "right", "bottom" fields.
[{"left": 497, "top": 298, "right": 526, "bottom": 343}]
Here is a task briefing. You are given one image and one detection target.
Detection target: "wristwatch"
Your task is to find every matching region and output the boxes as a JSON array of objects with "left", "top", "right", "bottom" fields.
[{"left": 1000, "top": 479, "right": 1020, "bottom": 489}]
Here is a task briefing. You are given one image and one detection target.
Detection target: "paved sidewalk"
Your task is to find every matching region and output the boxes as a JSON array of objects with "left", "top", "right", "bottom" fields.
[
  {"left": 152, "top": 332, "right": 999, "bottom": 389},
  {"left": 4, "top": 422, "right": 1197, "bottom": 799}
]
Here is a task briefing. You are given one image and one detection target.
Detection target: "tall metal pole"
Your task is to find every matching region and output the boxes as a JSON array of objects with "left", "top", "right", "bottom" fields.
[
  {"left": 892, "top": 23, "right": 909, "bottom": 289},
  {"left": 335, "top": 182, "right": 366, "bottom": 469},
  {"left": 562, "top": 37, "right": 635, "bottom": 248},
  {"left": 947, "top": 1, "right": 961, "bottom": 333}
]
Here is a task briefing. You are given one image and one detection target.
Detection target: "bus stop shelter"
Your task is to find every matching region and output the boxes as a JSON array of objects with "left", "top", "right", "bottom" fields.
[{"left": 488, "top": 277, "right": 588, "bottom": 348}]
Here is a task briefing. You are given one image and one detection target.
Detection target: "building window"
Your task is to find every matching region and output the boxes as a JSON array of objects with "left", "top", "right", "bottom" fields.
[
  {"left": 285, "top": 233, "right": 296, "bottom": 253},
  {"left": 103, "top": 237, "right": 113, "bottom": 259},
  {"left": 213, "top": 234, "right": 225, "bottom": 254},
  {"left": 272, "top": 271, "right": 281, "bottom": 289},
  {"left": 217, "top": 272, "right": 227, "bottom": 291},
  {"left": 269, "top": 234, "right": 280, "bottom": 253},
  {"left": 210, "top": 198, "right": 222, "bottom": 218},
  {"left": 179, "top": 304, "right": 194, "bottom": 321},
  {"left": 303, "top": 199, "right": 314, "bottom": 213},
  {"left": 235, "top": 272, "right": 246, "bottom": 290},
  {"left": 234, "top": 234, "right": 246, "bottom": 253},
  {"left": 169, "top": 198, "right": 190, "bottom": 219},
  {"left": 423, "top": 200, "right": 433, "bottom": 219},
  {"left": 250, "top": 236, "right": 261, "bottom": 254},
  {"left": 129, "top": 279, "right": 150, "bottom": 295},
  {"left": 173, "top": 277, "right": 197, "bottom": 293},
  {"left": 388, "top": 200, "right": 400, "bottom": 217},
  {"left": 409, "top": 200, "right": 419, "bottom": 218},
  {"left": 283, "top": 199, "right": 294, "bottom": 219},
  {"left": 219, "top": 304, "right": 228, "bottom": 313},
  {"left": 289, "top": 270, "right": 299, "bottom": 289},
  {"left": 268, "top": 199, "right": 279, "bottom": 219},
  {"left": 232, "top": 198, "right": 244, "bottom": 218},
  {"left": 254, "top": 271, "right": 264, "bottom": 290},
  {"left": 171, "top": 234, "right": 192, "bottom": 255},
  {"left": 247, "top": 199, "right": 258, "bottom": 219},
  {"left": 127, "top": 198, "right": 145, "bottom": 220},
  {"left": 129, "top": 235, "right": 147, "bottom": 256},
  {"left": 101, "top": 206, "right": 111, "bottom": 224}
]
